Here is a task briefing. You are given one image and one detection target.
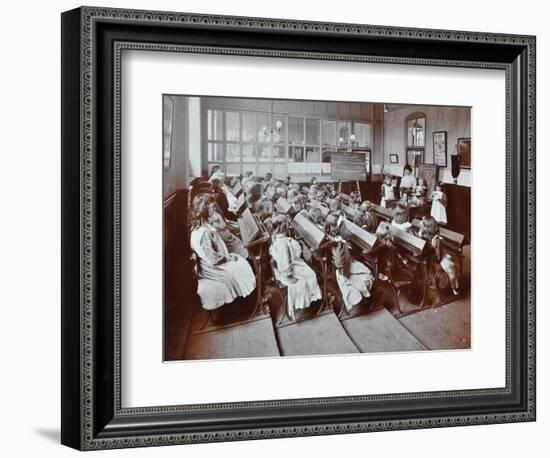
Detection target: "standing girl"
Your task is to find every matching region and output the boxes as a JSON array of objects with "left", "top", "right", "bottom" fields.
[
  {"left": 430, "top": 182, "right": 448, "bottom": 225},
  {"left": 380, "top": 173, "right": 395, "bottom": 208}
]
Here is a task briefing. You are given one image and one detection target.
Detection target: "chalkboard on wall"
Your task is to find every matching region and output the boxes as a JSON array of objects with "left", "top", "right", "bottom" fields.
[{"left": 331, "top": 151, "right": 367, "bottom": 181}]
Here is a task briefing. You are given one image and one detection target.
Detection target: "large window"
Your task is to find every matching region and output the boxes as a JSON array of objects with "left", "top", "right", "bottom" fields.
[{"left": 206, "top": 107, "right": 372, "bottom": 178}]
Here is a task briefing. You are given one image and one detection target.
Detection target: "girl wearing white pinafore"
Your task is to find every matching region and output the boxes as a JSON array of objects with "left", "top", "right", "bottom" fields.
[
  {"left": 380, "top": 174, "right": 395, "bottom": 208},
  {"left": 430, "top": 183, "right": 448, "bottom": 225},
  {"left": 325, "top": 214, "right": 375, "bottom": 311},
  {"left": 269, "top": 216, "right": 322, "bottom": 320},
  {"left": 190, "top": 195, "right": 255, "bottom": 310}
]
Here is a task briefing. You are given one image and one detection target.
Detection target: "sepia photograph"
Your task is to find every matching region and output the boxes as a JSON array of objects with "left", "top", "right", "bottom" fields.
[{"left": 163, "top": 95, "right": 471, "bottom": 361}]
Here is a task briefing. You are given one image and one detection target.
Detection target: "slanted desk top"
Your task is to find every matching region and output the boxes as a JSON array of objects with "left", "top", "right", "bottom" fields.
[
  {"left": 411, "top": 218, "right": 465, "bottom": 249},
  {"left": 292, "top": 213, "right": 327, "bottom": 251},
  {"left": 386, "top": 224, "right": 427, "bottom": 257},
  {"left": 341, "top": 219, "right": 378, "bottom": 253}
]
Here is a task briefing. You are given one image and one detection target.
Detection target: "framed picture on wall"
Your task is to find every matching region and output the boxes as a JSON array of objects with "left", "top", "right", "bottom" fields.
[
  {"left": 457, "top": 137, "right": 472, "bottom": 169},
  {"left": 62, "top": 6, "right": 535, "bottom": 451},
  {"left": 433, "top": 130, "right": 447, "bottom": 167}
]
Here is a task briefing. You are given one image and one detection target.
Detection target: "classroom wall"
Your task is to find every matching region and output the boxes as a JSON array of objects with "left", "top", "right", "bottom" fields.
[
  {"left": 383, "top": 105, "right": 471, "bottom": 186},
  {"left": 166, "top": 99, "right": 471, "bottom": 192},
  {"left": 164, "top": 96, "right": 203, "bottom": 197},
  {"left": 203, "top": 97, "right": 384, "bottom": 178},
  {"left": 188, "top": 97, "right": 202, "bottom": 178},
  {"left": 163, "top": 96, "right": 189, "bottom": 197}
]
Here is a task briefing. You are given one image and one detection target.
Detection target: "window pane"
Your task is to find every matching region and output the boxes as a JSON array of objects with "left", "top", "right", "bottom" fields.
[
  {"left": 226, "top": 143, "right": 240, "bottom": 162},
  {"left": 273, "top": 163, "right": 286, "bottom": 177},
  {"left": 272, "top": 115, "right": 285, "bottom": 143},
  {"left": 322, "top": 147, "right": 333, "bottom": 163},
  {"left": 321, "top": 119, "right": 336, "bottom": 147},
  {"left": 258, "top": 163, "right": 272, "bottom": 176},
  {"left": 321, "top": 162, "right": 331, "bottom": 176},
  {"left": 207, "top": 110, "right": 223, "bottom": 141},
  {"left": 258, "top": 145, "right": 272, "bottom": 162},
  {"left": 256, "top": 113, "right": 270, "bottom": 143},
  {"left": 243, "top": 144, "right": 257, "bottom": 161},
  {"left": 288, "top": 116, "right": 304, "bottom": 145},
  {"left": 353, "top": 122, "right": 371, "bottom": 147},
  {"left": 208, "top": 163, "right": 223, "bottom": 175},
  {"left": 243, "top": 112, "right": 271, "bottom": 143},
  {"left": 208, "top": 143, "right": 224, "bottom": 162},
  {"left": 407, "top": 117, "right": 425, "bottom": 147},
  {"left": 225, "top": 112, "right": 240, "bottom": 141},
  {"left": 242, "top": 164, "right": 257, "bottom": 176},
  {"left": 226, "top": 163, "right": 241, "bottom": 176},
  {"left": 306, "top": 118, "right": 320, "bottom": 145},
  {"left": 272, "top": 145, "right": 286, "bottom": 162},
  {"left": 288, "top": 146, "right": 304, "bottom": 162},
  {"left": 242, "top": 113, "right": 257, "bottom": 142},
  {"left": 407, "top": 119, "right": 415, "bottom": 146},
  {"left": 415, "top": 118, "right": 425, "bottom": 147},
  {"left": 337, "top": 121, "right": 351, "bottom": 144},
  {"left": 305, "top": 147, "right": 320, "bottom": 163}
]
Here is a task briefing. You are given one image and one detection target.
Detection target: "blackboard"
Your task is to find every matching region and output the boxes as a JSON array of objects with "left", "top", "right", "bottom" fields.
[
  {"left": 331, "top": 151, "right": 367, "bottom": 181},
  {"left": 418, "top": 163, "right": 438, "bottom": 196}
]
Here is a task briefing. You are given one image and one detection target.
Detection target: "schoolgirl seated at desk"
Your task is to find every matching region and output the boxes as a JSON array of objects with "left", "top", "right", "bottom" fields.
[
  {"left": 292, "top": 194, "right": 307, "bottom": 213},
  {"left": 269, "top": 214, "right": 322, "bottom": 320},
  {"left": 190, "top": 194, "right": 256, "bottom": 310},
  {"left": 210, "top": 175, "right": 238, "bottom": 222},
  {"left": 307, "top": 206, "right": 325, "bottom": 226},
  {"left": 349, "top": 191, "right": 361, "bottom": 210},
  {"left": 328, "top": 196, "right": 344, "bottom": 215},
  {"left": 417, "top": 216, "right": 461, "bottom": 295},
  {"left": 204, "top": 195, "right": 249, "bottom": 259},
  {"left": 325, "top": 214, "right": 375, "bottom": 312},
  {"left": 355, "top": 201, "right": 379, "bottom": 233},
  {"left": 391, "top": 203, "right": 413, "bottom": 232}
]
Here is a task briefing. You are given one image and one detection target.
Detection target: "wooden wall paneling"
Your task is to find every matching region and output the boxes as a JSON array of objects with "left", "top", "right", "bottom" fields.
[{"left": 164, "top": 189, "right": 195, "bottom": 360}]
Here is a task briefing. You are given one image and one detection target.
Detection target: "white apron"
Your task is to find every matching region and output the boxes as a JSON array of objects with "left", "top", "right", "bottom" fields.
[
  {"left": 191, "top": 226, "right": 255, "bottom": 309},
  {"left": 430, "top": 192, "right": 447, "bottom": 224}
]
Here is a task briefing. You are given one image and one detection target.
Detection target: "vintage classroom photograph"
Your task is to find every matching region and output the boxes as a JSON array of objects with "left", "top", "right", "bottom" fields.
[{"left": 163, "top": 95, "right": 471, "bottom": 361}]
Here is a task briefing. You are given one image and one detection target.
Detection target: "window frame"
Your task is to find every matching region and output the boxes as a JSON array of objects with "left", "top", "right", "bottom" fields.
[{"left": 204, "top": 105, "right": 373, "bottom": 179}]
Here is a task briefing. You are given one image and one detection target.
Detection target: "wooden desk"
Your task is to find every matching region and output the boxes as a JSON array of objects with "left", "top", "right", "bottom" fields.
[
  {"left": 238, "top": 208, "right": 271, "bottom": 318},
  {"left": 307, "top": 200, "right": 330, "bottom": 217},
  {"left": 340, "top": 219, "right": 379, "bottom": 275},
  {"left": 384, "top": 224, "right": 430, "bottom": 313},
  {"left": 371, "top": 203, "right": 393, "bottom": 222},
  {"left": 342, "top": 204, "right": 360, "bottom": 221},
  {"left": 291, "top": 212, "right": 334, "bottom": 313},
  {"left": 411, "top": 218, "right": 465, "bottom": 254}
]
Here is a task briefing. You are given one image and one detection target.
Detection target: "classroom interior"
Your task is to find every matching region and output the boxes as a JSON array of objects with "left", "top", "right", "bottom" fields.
[{"left": 163, "top": 95, "right": 471, "bottom": 361}]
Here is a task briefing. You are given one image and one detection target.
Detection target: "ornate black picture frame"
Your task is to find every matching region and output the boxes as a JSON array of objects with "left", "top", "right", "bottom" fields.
[{"left": 61, "top": 6, "right": 536, "bottom": 450}]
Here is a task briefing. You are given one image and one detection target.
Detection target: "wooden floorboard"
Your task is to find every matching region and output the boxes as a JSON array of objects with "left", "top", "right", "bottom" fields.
[
  {"left": 341, "top": 308, "right": 426, "bottom": 353},
  {"left": 398, "top": 297, "right": 471, "bottom": 350},
  {"left": 276, "top": 312, "right": 360, "bottom": 356},
  {"left": 184, "top": 315, "right": 280, "bottom": 360}
]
